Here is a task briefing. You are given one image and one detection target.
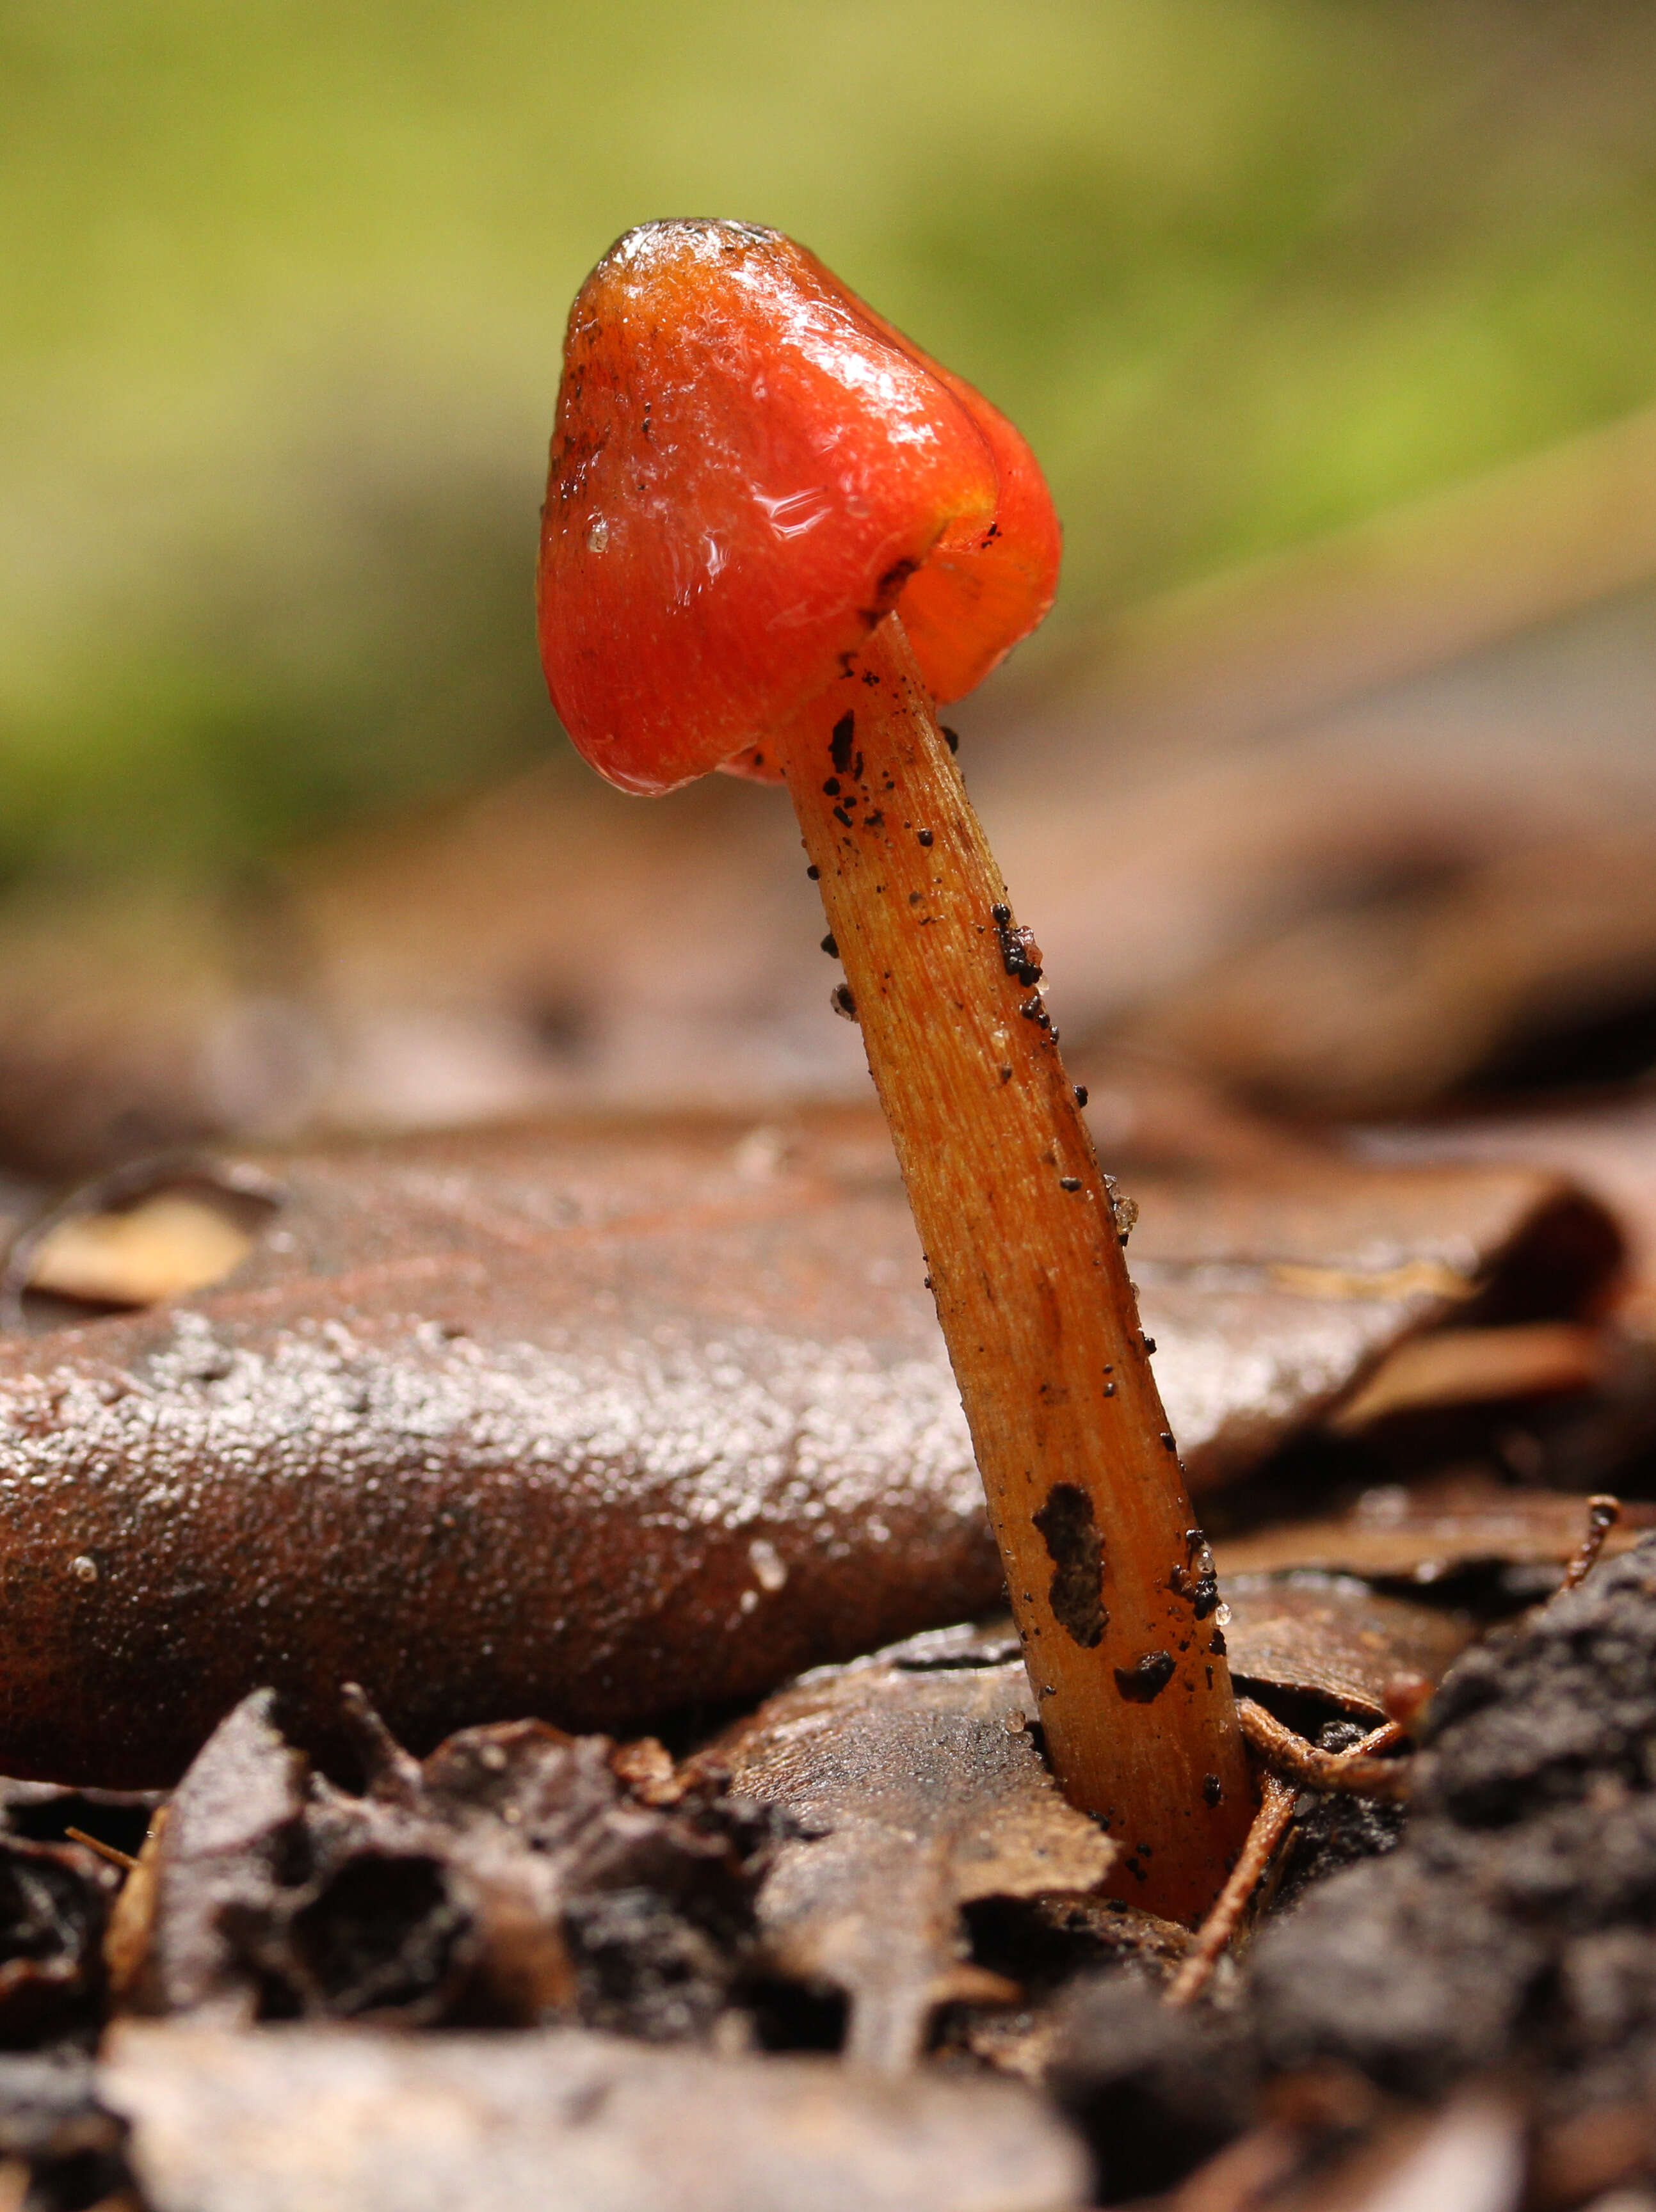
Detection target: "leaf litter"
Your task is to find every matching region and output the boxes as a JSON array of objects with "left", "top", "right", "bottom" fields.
[
  {"left": 0, "top": 1092, "right": 1645, "bottom": 2207},
  {"left": 684, "top": 1630, "right": 1118, "bottom": 2074},
  {"left": 0, "top": 1100, "right": 1618, "bottom": 1786},
  {"left": 113, "top": 1685, "right": 775, "bottom": 2040}
]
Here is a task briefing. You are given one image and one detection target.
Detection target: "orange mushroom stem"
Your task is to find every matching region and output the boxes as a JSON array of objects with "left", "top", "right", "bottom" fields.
[{"left": 537, "top": 220, "right": 1251, "bottom": 1920}]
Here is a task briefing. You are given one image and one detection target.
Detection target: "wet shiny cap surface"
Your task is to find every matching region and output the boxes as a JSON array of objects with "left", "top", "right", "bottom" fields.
[{"left": 537, "top": 220, "right": 1062, "bottom": 794}]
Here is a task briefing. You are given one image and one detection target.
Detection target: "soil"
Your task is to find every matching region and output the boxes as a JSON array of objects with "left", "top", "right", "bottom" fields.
[{"left": 1251, "top": 1534, "right": 1656, "bottom": 2113}]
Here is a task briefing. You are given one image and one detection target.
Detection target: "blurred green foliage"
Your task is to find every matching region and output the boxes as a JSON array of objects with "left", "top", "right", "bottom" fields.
[{"left": 4, "top": 0, "right": 1656, "bottom": 879}]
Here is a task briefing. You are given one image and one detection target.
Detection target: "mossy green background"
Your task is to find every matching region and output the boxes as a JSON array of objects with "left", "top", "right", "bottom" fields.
[{"left": 4, "top": 0, "right": 1655, "bottom": 882}]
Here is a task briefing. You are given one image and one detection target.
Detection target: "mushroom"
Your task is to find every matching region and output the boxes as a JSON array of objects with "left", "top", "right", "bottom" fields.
[{"left": 537, "top": 220, "right": 1252, "bottom": 1918}]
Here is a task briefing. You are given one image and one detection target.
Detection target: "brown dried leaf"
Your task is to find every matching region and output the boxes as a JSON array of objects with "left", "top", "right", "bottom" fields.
[
  {"left": 1361, "top": 1096, "right": 1656, "bottom": 1311},
  {"left": 1126, "top": 819, "right": 1656, "bottom": 1121},
  {"left": 0, "top": 1109, "right": 1613, "bottom": 1783},
  {"left": 1223, "top": 1576, "right": 1474, "bottom": 1720},
  {"left": 118, "top": 1692, "right": 309, "bottom": 2023},
  {"left": 689, "top": 1632, "right": 1115, "bottom": 2072},
  {"left": 1326, "top": 1322, "right": 1611, "bottom": 1430},
  {"left": 102, "top": 2019, "right": 1091, "bottom": 2212},
  {"left": 1214, "top": 1479, "right": 1656, "bottom": 1585},
  {"left": 1130, "top": 1158, "right": 1619, "bottom": 1480}
]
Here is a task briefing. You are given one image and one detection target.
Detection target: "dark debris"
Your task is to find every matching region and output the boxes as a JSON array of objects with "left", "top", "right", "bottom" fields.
[
  {"left": 121, "top": 1687, "right": 778, "bottom": 2042},
  {"left": 1249, "top": 1533, "right": 1656, "bottom": 2115}
]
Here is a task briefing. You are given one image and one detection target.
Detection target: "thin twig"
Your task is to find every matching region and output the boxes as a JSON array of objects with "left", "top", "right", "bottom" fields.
[
  {"left": 1162, "top": 2122, "right": 1305, "bottom": 2212},
  {"left": 1166, "top": 1714, "right": 1410, "bottom": 2010},
  {"left": 1237, "top": 1701, "right": 1412, "bottom": 1800},
  {"left": 64, "top": 1826, "right": 138, "bottom": 1873},
  {"left": 1560, "top": 1494, "right": 1620, "bottom": 1593},
  {"left": 1164, "top": 1773, "right": 1297, "bottom": 2009}
]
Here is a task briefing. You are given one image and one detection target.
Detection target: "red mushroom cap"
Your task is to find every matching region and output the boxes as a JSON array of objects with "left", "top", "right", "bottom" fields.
[{"left": 537, "top": 220, "right": 1062, "bottom": 795}]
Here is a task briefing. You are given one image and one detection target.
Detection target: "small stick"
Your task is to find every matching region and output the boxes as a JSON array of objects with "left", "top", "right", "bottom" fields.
[
  {"left": 64, "top": 1825, "right": 138, "bottom": 1872},
  {"left": 1162, "top": 2124, "right": 1304, "bottom": 2212},
  {"left": 1560, "top": 1493, "right": 1620, "bottom": 1593},
  {"left": 1236, "top": 1700, "right": 1412, "bottom": 1800},
  {"left": 1163, "top": 1772, "right": 1297, "bottom": 2010},
  {"left": 1167, "top": 1714, "right": 1406, "bottom": 2008}
]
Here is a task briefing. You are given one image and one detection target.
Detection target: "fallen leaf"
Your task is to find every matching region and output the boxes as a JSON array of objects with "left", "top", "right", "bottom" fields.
[
  {"left": 101, "top": 2019, "right": 1091, "bottom": 2212},
  {"left": 1221, "top": 1575, "right": 1473, "bottom": 1720},
  {"left": 1214, "top": 1477, "right": 1656, "bottom": 1584},
  {"left": 117, "top": 1692, "right": 308, "bottom": 2024},
  {"left": 1360, "top": 1094, "right": 1656, "bottom": 1317},
  {"left": 687, "top": 1635, "right": 1116, "bottom": 2073},
  {"left": 1327, "top": 1322, "right": 1612, "bottom": 1431},
  {"left": 677, "top": 1567, "right": 1465, "bottom": 2069},
  {"left": 0, "top": 1108, "right": 1615, "bottom": 1783},
  {"left": 1129, "top": 1155, "right": 1621, "bottom": 1481}
]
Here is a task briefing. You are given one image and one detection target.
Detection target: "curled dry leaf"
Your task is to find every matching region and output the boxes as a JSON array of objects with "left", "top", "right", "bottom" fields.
[
  {"left": 1221, "top": 1575, "right": 1473, "bottom": 1721},
  {"left": 679, "top": 1567, "right": 1468, "bottom": 2071},
  {"left": 1326, "top": 1321, "right": 1612, "bottom": 1430},
  {"left": 1363, "top": 1094, "right": 1656, "bottom": 1327},
  {"left": 0, "top": 1109, "right": 1615, "bottom": 1783},
  {"left": 687, "top": 1632, "right": 1116, "bottom": 2073},
  {"left": 102, "top": 2019, "right": 1091, "bottom": 2212},
  {"left": 1214, "top": 1476, "right": 1656, "bottom": 1585},
  {"left": 117, "top": 1688, "right": 773, "bottom": 2040},
  {"left": 1108, "top": 1145, "right": 1618, "bottom": 1483}
]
